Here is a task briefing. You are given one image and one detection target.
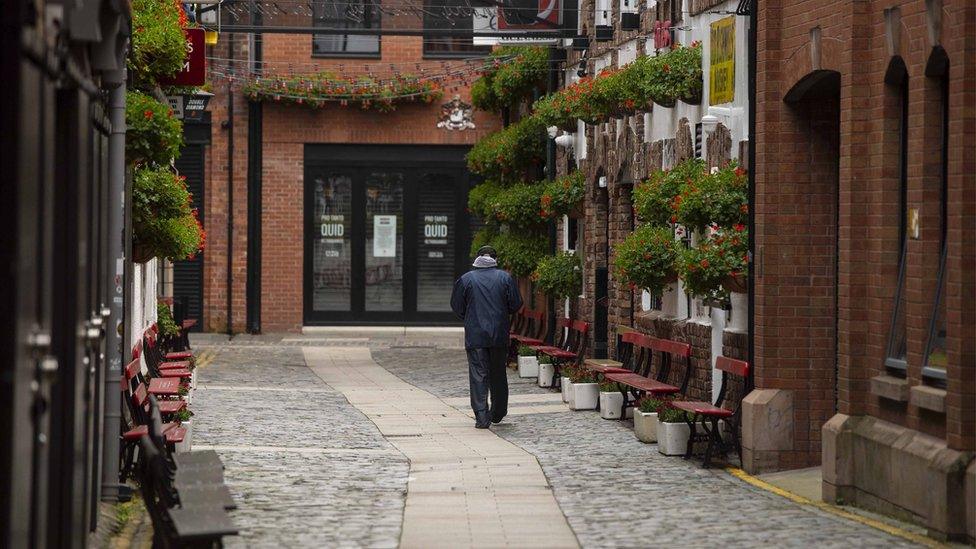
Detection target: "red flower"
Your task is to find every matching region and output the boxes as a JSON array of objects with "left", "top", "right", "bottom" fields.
[
  {"left": 143, "top": 109, "right": 154, "bottom": 120},
  {"left": 734, "top": 223, "right": 746, "bottom": 232},
  {"left": 734, "top": 167, "right": 746, "bottom": 177},
  {"left": 700, "top": 259, "right": 709, "bottom": 268},
  {"left": 740, "top": 204, "right": 749, "bottom": 213}
]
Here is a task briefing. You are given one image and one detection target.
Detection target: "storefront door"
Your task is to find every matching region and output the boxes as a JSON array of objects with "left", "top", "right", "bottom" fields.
[{"left": 304, "top": 145, "right": 470, "bottom": 324}]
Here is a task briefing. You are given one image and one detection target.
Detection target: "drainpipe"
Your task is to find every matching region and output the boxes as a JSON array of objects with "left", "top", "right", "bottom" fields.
[
  {"left": 746, "top": 0, "right": 757, "bottom": 394},
  {"left": 100, "top": 80, "right": 125, "bottom": 502},
  {"left": 545, "top": 46, "right": 559, "bottom": 344},
  {"left": 225, "top": 33, "right": 235, "bottom": 335}
]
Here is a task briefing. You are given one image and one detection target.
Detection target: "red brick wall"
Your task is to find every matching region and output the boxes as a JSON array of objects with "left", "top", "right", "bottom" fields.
[
  {"left": 203, "top": 30, "right": 502, "bottom": 332},
  {"left": 755, "top": 0, "right": 975, "bottom": 465}
]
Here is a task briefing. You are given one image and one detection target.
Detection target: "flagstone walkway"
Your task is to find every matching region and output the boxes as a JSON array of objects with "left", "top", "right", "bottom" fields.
[{"left": 192, "top": 334, "right": 925, "bottom": 548}]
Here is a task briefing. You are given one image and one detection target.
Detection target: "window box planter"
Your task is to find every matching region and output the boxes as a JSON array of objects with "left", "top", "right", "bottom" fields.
[
  {"left": 561, "top": 377, "right": 573, "bottom": 402},
  {"left": 538, "top": 362, "right": 555, "bottom": 387},
  {"left": 722, "top": 273, "right": 748, "bottom": 294},
  {"left": 599, "top": 391, "right": 624, "bottom": 419},
  {"left": 132, "top": 244, "right": 155, "bottom": 264},
  {"left": 620, "top": 12, "right": 640, "bottom": 31},
  {"left": 679, "top": 88, "right": 702, "bottom": 105},
  {"left": 518, "top": 355, "right": 539, "bottom": 378},
  {"left": 569, "top": 382, "right": 599, "bottom": 410},
  {"left": 595, "top": 25, "right": 614, "bottom": 41},
  {"left": 634, "top": 410, "right": 658, "bottom": 443},
  {"left": 657, "top": 421, "right": 691, "bottom": 455}
]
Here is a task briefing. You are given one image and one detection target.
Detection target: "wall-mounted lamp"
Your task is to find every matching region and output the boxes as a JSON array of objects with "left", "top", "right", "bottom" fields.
[
  {"left": 547, "top": 125, "right": 559, "bottom": 139},
  {"left": 554, "top": 133, "right": 575, "bottom": 151},
  {"left": 598, "top": 175, "right": 608, "bottom": 188}
]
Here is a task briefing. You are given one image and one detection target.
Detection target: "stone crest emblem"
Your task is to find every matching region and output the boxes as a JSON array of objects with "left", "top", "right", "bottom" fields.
[{"left": 437, "top": 95, "right": 475, "bottom": 131}]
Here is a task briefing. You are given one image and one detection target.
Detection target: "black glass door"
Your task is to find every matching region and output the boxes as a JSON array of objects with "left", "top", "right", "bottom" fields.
[{"left": 304, "top": 145, "right": 470, "bottom": 324}]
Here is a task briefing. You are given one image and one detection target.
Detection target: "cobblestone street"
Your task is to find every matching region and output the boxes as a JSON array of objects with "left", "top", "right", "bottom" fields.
[{"left": 194, "top": 336, "right": 924, "bottom": 548}]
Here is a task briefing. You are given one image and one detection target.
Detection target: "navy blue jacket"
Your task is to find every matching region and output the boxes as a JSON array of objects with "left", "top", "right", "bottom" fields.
[{"left": 451, "top": 267, "right": 523, "bottom": 349}]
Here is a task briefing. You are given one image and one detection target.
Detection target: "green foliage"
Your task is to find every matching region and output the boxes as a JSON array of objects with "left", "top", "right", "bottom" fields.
[
  {"left": 243, "top": 73, "right": 443, "bottom": 112},
  {"left": 129, "top": 0, "right": 187, "bottom": 89},
  {"left": 467, "top": 181, "right": 504, "bottom": 221},
  {"left": 157, "top": 302, "right": 179, "bottom": 338},
  {"left": 675, "top": 226, "right": 749, "bottom": 299},
  {"left": 175, "top": 408, "right": 193, "bottom": 422},
  {"left": 538, "top": 353, "right": 552, "bottom": 364},
  {"left": 470, "top": 47, "right": 548, "bottom": 112},
  {"left": 569, "top": 368, "right": 598, "bottom": 384},
  {"left": 493, "top": 182, "right": 547, "bottom": 228},
  {"left": 675, "top": 161, "right": 748, "bottom": 230},
  {"left": 633, "top": 158, "right": 707, "bottom": 226},
  {"left": 540, "top": 171, "right": 585, "bottom": 219},
  {"left": 658, "top": 403, "right": 690, "bottom": 423},
  {"left": 637, "top": 396, "right": 665, "bottom": 414},
  {"left": 466, "top": 115, "right": 547, "bottom": 181},
  {"left": 470, "top": 226, "right": 499, "bottom": 257},
  {"left": 532, "top": 252, "right": 581, "bottom": 300},
  {"left": 132, "top": 166, "right": 205, "bottom": 261},
  {"left": 600, "top": 380, "right": 622, "bottom": 392},
  {"left": 518, "top": 345, "right": 535, "bottom": 356},
  {"left": 493, "top": 230, "right": 549, "bottom": 278},
  {"left": 490, "top": 46, "right": 548, "bottom": 106},
  {"left": 126, "top": 91, "right": 184, "bottom": 167},
  {"left": 613, "top": 225, "right": 681, "bottom": 295},
  {"left": 532, "top": 77, "right": 598, "bottom": 130}
]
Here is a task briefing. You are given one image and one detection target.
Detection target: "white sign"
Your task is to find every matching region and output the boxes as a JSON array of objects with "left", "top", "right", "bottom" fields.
[
  {"left": 473, "top": 7, "right": 561, "bottom": 46},
  {"left": 373, "top": 215, "right": 397, "bottom": 258}
]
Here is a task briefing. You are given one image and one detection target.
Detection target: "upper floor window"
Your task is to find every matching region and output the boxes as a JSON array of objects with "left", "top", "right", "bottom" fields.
[
  {"left": 883, "top": 57, "right": 909, "bottom": 376},
  {"left": 313, "top": 0, "right": 381, "bottom": 57},
  {"left": 423, "top": 0, "right": 490, "bottom": 58}
]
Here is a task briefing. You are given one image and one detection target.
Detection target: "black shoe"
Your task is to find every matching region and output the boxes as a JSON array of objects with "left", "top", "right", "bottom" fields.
[
  {"left": 491, "top": 415, "right": 505, "bottom": 424},
  {"left": 475, "top": 423, "right": 490, "bottom": 429}
]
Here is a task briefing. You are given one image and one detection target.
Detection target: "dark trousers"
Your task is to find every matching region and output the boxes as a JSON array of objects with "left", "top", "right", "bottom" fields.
[{"left": 466, "top": 346, "right": 509, "bottom": 426}]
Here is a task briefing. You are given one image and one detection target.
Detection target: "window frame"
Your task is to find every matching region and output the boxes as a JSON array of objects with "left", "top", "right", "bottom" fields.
[
  {"left": 883, "top": 57, "right": 909, "bottom": 376},
  {"left": 421, "top": 0, "right": 491, "bottom": 59},
  {"left": 311, "top": 0, "right": 382, "bottom": 59}
]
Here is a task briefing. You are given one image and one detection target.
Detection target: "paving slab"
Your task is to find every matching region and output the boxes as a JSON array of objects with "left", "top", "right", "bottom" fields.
[{"left": 304, "top": 346, "right": 579, "bottom": 549}]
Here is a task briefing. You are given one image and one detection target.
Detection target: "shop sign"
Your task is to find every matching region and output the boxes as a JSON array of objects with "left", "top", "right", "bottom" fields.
[
  {"left": 160, "top": 28, "right": 206, "bottom": 86},
  {"left": 709, "top": 16, "right": 735, "bottom": 105},
  {"left": 373, "top": 215, "right": 397, "bottom": 258},
  {"left": 320, "top": 214, "right": 345, "bottom": 258}
]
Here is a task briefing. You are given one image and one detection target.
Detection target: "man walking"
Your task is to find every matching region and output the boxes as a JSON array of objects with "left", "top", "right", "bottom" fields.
[{"left": 451, "top": 245, "right": 523, "bottom": 429}]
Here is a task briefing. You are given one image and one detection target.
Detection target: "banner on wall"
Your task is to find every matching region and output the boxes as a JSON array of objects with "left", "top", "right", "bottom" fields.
[{"left": 709, "top": 16, "right": 735, "bottom": 105}]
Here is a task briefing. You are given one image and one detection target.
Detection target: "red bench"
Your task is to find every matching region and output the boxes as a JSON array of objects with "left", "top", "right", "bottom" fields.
[
  {"left": 583, "top": 331, "right": 643, "bottom": 376},
  {"left": 534, "top": 320, "right": 590, "bottom": 389},
  {"left": 672, "top": 356, "right": 749, "bottom": 467},
  {"left": 144, "top": 327, "right": 193, "bottom": 381},
  {"left": 604, "top": 333, "right": 692, "bottom": 416},
  {"left": 131, "top": 343, "right": 183, "bottom": 397},
  {"left": 509, "top": 308, "right": 546, "bottom": 362}
]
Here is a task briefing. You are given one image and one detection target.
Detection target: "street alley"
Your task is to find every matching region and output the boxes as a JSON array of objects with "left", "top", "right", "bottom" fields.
[{"left": 191, "top": 333, "right": 925, "bottom": 548}]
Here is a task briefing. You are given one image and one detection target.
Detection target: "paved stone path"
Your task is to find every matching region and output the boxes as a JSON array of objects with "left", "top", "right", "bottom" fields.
[{"left": 194, "top": 337, "right": 922, "bottom": 548}]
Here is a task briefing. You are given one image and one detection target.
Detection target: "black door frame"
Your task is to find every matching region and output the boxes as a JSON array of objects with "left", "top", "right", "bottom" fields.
[{"left": 303, "top": 144, "right": 469, "bottom": 325}]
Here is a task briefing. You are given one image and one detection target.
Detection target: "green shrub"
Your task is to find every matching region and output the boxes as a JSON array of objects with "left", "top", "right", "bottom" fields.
[
  {"left": 243, "top": 73, "right": 443, "bottom": 112},
  {"left": 490, "top": 46, "right": 548, "bottom": 106},
  {"left": 126, "top": 91, "right": 184, "bottom": 166},
  {"left": 532, "top": 252, "right": 581, "bottom": 300},
  {"left": 470, "top": 226, "right": 500, "bottom": 258},
  {"left": 129, "top": 0, "right": 187, "bottom": 88},
  {"left": 569, "top": 368, "right": 598, "bottom": 384},
  {"left": 468, "top": 181, "right": 504, "bottom": 221},
  {"left": 471, "top": 76, "right": 502, "bottom": 112},
  {"left": 157, "top": 302, "right": 179, "bottom": 338},
  {"left": 675, "top": 226, "right": 748, "bottom": 299},
  {"left": 493, "top": 230, "right": 548, "bottom": 278},
  {"left": 658, "top": 403, "right": 690, "bottom": 423},
  {"left": 132, "top": 166, "right": 205, "bottom": 261},
  {"left": 540, "top": 171, "right": 585, "bottom": 220},
  {"left": 676, "top": 161, "right": 748, "bottom": 230},
  {"left": 633, "top": 159, "right": 707, "bottom": 226},
  {"left": 492, "top": 182, "right": 547, "bottom": 228},
  {"left": 613, "top": 225, "right": 681, "bottom": 295},
  {"left": 466, "top": 115, "right": 547, "bottom": 181},
  {"left": 637, "top": 396, "right": 664, "bottom": 413},
  {"left": 518, "top": 345, "right": 534, "bottom": 356},
  {"left": 600, "top": 380, "right": 622, "bottom": 392}
]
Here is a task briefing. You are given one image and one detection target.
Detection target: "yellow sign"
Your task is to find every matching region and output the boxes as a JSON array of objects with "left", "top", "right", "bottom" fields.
[{"left": 709, "top": 16, "right": 735, "bottom": 105}]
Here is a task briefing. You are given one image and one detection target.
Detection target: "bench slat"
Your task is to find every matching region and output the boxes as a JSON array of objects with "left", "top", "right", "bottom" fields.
[
  {"left": 605, "top": 372, "right": 680, "bottom": 394},
  {"left": 716, "top": 356, "right": 749, "bottom": 377},
  {"left": 673, "top": 400, "right": 734, "bottom": 417}
]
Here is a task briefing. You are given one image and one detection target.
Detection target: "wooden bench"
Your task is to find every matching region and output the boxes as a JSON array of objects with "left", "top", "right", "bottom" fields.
[
  {"left": 144, "top": 327, "right": 194, "bottom": 381},
  {"left": 533, "top": 320, "right": 590, "bottom": 388},
  {"left": 136, "top": 399, "right": 237, "bottom": 546},
  {"left": 583, "top": 331, "right": 644, "bottom": 376},
  {"left": 509, "top": 308, "right": 546, "bottom": 363},
  {"left": 672, "top": 356, "right": 749, "bottom": 467},
  {"left": 604, "top": 333, "right": 692, "bottom": 417}
]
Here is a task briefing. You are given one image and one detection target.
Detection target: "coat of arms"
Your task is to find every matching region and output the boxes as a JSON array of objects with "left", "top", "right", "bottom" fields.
[{"left": 437, "top": 95, "right": 475, "bottom": 131}]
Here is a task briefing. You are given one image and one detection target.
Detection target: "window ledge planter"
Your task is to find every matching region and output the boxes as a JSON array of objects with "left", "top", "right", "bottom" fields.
[
  {"left": 518, "top": 355, "right": 539, "bottom": 378},
  {"left": 657, "top": 421, "right": 691, "bottom": 455},
  {"left": 569, "top": 382, "right": 599, "bottom": 410},
  {"left": 634, "top": 410, "right": 658, "bottom": 443},
  {"left": 599, "top": 391, "right": 624, "bottom": 419},
  {"left": 538, "top": 362, "right": 555, "bottom": 387}
]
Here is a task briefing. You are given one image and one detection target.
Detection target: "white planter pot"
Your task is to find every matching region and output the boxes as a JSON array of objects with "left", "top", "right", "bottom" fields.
[
  {"left": 517, "top": 356, "right": 539, "bottom": 378},
  {"left": 625, "top": 406, "right": 634, "bottom": 419},
  {"left": 561, "top": 378, "right": 573, "bottom": 402},
  {"left": 599, "top": 391, "right": 624, "bottom": 419},
  {"left": 634, "top": 411, "right": 659, "bottom": 443},
  {"left": 728, "top": 291, "right": 748, "bottom": 332},
  {"left": 570, "top": 383, "right": 599, "bottom": 411},
  {"left": 174, "top": 420, "right": 193, "bottom": 453},
  {"left": 538, "top": 363, "right": 555, "bottom": 387},
  {"left": 657, "top": 421, "right": 691, "bottom": 456}
]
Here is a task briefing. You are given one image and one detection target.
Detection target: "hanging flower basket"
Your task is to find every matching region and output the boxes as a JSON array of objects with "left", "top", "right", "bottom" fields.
[
  {"left": 679, "top": 88, "right": 702, "bottom": 106},
  {"left": 132, "top": 243, "right": 155, "bottom": 264}
]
